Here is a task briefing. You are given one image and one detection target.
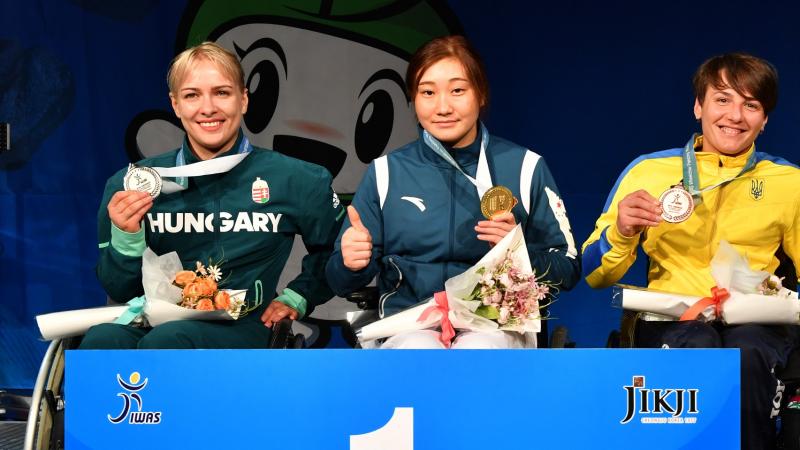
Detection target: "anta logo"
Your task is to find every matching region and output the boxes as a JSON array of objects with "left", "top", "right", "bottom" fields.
[
  {"left": 750, "top": 179, "right": 764, "bottom": 201},
  {"left": 147, "top": 212, "right": 282, "bottom": 233},
  {"left": 400, "top": 196, "right": 426, "bottom": 212},
  {"left": 620, "top": 376, "right": 699, "bottom": 424},
  {"left": 108, "top": 372, "right": 162, "bottom": 425}
]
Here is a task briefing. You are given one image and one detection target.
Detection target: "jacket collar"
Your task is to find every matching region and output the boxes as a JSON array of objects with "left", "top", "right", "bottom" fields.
[
  {"left": 418, "top": 123, "right": 484, "bottom": 168},
  {"left": 694, "top": 134, "right": 756, "bottom": 169},
  {"left": 181, "top": 129, "right": 245, "bottom": 165}
]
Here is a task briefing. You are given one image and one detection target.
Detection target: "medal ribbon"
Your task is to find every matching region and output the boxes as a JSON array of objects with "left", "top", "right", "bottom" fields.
[
  {"left": 147, "top": 135, "right": 253, "bottom": 194},
  {"left": 681, "top": 133, "right": 757, "bottom": 199},
  {"left": 422, "top": 123, "right": 493, "bottom": 199}
]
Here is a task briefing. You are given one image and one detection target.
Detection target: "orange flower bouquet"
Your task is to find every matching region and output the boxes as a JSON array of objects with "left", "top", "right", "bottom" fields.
[
  {"left": 134, "top": 248, "right": 256, "bottom": 326},
  {"left": 172, "top": 260, "right": 242, "bottom": 313},
  {"left": 36, "top": 249, "right": 259, "bottom": 340}
]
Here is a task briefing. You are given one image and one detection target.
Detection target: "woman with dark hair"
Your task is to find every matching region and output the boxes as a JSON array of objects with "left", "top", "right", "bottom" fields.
[
  {"left": 326, "top": 35, "right": 580, "bottom": 348},
  {"left": 583, "top": 53, "right": 800, "bottom": 449}
]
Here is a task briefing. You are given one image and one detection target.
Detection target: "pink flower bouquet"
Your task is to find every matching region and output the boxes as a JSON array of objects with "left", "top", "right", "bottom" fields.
[{"left": 356, "top": 224, "right": 553, "bottom": 346}]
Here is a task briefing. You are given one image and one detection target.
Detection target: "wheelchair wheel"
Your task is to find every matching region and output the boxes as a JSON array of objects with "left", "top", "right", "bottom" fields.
[{"left": 24, "top": 338, "right": 70, "bottom": 450}]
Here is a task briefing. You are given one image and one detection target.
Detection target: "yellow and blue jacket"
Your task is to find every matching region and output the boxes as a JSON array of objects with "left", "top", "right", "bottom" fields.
[{"left": 582, "top": 136, "right": 800, "bottom": 296}]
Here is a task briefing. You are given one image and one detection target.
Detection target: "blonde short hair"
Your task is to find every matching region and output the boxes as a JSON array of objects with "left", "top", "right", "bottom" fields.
[{"left": 167, "top": 41, "right": 245, "bottom": 93}]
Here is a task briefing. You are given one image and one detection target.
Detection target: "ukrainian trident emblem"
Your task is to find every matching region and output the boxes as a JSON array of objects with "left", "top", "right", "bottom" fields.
[{"left": 750, "top": 179, "right": 764, "bottom": 201}]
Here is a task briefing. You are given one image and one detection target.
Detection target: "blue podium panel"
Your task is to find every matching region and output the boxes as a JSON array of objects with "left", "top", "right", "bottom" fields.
[{"left": 66, "top": 349, "right": 739, "bottom": 449}]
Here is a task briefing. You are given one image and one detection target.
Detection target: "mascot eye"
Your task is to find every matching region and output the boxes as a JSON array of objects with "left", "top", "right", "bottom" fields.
[
  {"left": 244, "top": 60, "right": 279, "bottom": 133},
  {"left": 355, "top": 89, "right": 393, "bottom": 163}
]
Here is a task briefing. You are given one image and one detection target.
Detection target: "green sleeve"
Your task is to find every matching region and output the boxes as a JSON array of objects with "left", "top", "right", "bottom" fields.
[
  {"left": 96, "top": 170, "right": 146, "bottom": 303},
  {"left": 274, "top": 288, "right": 307, "bottom": 318},
  {"left": 285, "top": 167, "right": 344, "bottom": 316}
]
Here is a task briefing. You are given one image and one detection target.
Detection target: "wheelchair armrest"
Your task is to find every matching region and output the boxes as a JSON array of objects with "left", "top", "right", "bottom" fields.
[
  {"left": 345, "top": 286, "right": 379, "bottom": 310},
  {"left": 268, "top": 318, "right": 305, "bottom": 349}
]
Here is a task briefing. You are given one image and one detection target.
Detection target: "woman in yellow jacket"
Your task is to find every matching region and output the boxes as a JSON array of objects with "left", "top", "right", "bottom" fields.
[{"left": 583, "top": 53, "right": 800, "bottom": 450}]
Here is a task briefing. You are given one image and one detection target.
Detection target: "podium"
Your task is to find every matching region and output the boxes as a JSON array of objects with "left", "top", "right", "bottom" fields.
[{"left": 66, "top": 349, "right": 739, "bottom": 449}]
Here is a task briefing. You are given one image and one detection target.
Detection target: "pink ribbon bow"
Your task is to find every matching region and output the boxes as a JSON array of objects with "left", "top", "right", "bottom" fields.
[{"left": 417, "top": 291, "right": 456, "bottom": 348}]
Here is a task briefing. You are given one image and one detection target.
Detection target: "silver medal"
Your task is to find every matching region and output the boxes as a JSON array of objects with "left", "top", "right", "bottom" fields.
[
  {"left": 659, "top": 186, "right": 694, "bottom": 223},
  {"left": 123, "top": 164, "right": 162, "bottom": 198}
]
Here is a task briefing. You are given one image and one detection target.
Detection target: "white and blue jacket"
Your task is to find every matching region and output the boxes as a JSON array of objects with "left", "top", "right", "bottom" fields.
[{"left": 325, "top": 127, "right": 580, "bottom": 317}]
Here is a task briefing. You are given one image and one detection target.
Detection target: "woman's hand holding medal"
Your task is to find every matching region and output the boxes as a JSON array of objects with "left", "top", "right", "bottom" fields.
[
  {"left": 342, "top": 206, "right": 373, "bottom": 271},
  {"left": 475, "top": 186, "right": 517, "bottom": 246},
  {"left": 616, "top": 189, "right": 663, "bottom": 237},
  {"left": 108, "top": 190, "right": 153, "bottom": 233},
  {"left": 475, "top": 211, "right": 516, "bottom": 246}
]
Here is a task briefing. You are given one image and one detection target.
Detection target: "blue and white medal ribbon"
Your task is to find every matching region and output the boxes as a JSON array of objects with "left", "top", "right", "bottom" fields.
[
  {"left": 124, "top": 136, "right": 253, "bottom": 197},
  {"left": 422, "top": 123, "right": 493, "bottom": 199}
]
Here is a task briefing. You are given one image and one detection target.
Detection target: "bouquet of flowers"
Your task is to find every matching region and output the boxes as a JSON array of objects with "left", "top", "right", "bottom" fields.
[
  {"left": 355, "top": 224, "right": 551, "bottom": 347},
  {"left": 465, "top": 248, "right": 553, "bottom": 330},
  {"left": 613, "top": 240, "right": 800, "bottom": 324},
  {"left": 36, "top": 248, "right": 257, "bottom": 340},
  {"left": 172, "top": 260, "right": 244, "bottom": 315}
]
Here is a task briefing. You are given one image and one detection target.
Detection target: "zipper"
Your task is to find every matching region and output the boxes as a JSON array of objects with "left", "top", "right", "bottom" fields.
[
  {"left": 378, "top": 257, "right": 403, "bottom": 318},
  {"left": 214, "top": 181, "right": 221, "bottom": 249},
  {"left": 707, "top": 158, "right": 723, "bottom": 262},
  {"left": 446, "top": 168, "right": 456, "bottom": 283}
]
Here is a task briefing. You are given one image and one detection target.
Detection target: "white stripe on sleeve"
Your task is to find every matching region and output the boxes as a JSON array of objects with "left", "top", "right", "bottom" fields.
[
  {"left": 520, "top": 150, "right": 541, "bottom": 214},
  {"left": 374, "top": 155, "right": 389, "bottom": 210}
]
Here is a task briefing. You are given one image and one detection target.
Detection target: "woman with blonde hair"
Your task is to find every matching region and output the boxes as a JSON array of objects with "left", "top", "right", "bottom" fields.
[{"left": 80, "top": 42, "right": 343, "bottom": 349}]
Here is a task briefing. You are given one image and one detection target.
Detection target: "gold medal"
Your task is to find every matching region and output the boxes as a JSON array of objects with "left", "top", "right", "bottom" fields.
[
  {"left": 659, "top": 186, "right": 694, "bottom": 223},
  {"left": 123, "top": 164, "right": 162, "bottom": 198},
  {"left": 480, "top": 186, "right": 518, "bottom": 219}
]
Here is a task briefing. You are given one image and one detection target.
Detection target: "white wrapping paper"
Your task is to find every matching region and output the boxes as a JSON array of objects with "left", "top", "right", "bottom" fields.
[
  {"left": 36, "top": 305, "right": 131, "bottom": 340},
  {"left": 615, "top": 241, "right": 800, "bottom": 324},
  {"left": 356, "top": 225, "right": 541, "bottom": 344},
  {"left": 612, "top": 285, "right": 713, "bottom": 320},
  {"left": 723, "top": 293, "right": 800, "bottom": 324},
  {"left": 36, "top": 248, "right": 248, "bottom": 340}
]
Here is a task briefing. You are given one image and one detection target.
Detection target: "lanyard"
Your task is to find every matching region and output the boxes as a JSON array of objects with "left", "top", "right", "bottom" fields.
[
  {"left": 422, "top": 123, "right": 493, "bottom": 199},
  {"left": 681, "top": 133, "right": 757, "bottom": 198},
  {"left": 155, "top": 135, "right": 252, "bottom": 194}
]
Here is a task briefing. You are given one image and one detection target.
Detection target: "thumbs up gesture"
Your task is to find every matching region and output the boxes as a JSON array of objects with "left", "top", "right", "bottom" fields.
[{"left": 342, "top": 206, "right": 373, "bottom": 271}]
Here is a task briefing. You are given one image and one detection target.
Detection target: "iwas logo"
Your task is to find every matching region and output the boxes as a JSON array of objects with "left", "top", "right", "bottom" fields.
[
  {"left": 620, "top": 376, "right": 699, "bottom": 424},
  {"left": 108, "top": 372, "right": 162, "bottom": 425}
]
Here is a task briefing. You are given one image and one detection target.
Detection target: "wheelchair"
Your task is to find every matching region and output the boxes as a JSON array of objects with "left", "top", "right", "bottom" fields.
[
  {"left": 22, "top": 318, "right": 302, "bottom": 450},
  {"left": 610, "top": 314, "right": 800, "bottom": 449},
  {"left": 607, "top": 249, "right": 800, "bottom": 450}
]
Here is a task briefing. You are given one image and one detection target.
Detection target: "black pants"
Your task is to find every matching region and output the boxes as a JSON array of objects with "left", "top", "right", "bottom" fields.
[{"left": 636, "top": 320, "right": 798, "bottom": 450}]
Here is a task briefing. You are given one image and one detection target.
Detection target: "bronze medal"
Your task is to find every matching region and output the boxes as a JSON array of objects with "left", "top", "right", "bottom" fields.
[
  {"left": 659, "top": 186, "right": 694, "bottom": 223},
  {"left": 124, "top": 164, "right": 162, "bottom": 198},
  {"left": 480, "top": 186, "right": 518, "bottom": 219}
]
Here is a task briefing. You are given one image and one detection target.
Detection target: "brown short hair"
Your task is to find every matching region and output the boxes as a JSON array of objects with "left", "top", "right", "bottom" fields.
[
  {"left": 405, "top": 35, "right": 489, "bottom": 108},
  {"left": 693, "top": 53, "right": 778, "bottom": 114},
  {"left": 167, "top": 41, "right": 245, "bottom": 93}
]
